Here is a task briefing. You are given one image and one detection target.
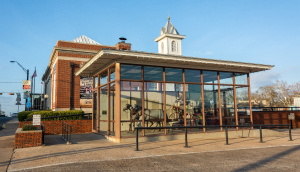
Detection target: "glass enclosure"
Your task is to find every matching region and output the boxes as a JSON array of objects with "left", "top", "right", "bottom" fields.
[{"left": 92, "top": 64, "right": 252, "bottom": 138}]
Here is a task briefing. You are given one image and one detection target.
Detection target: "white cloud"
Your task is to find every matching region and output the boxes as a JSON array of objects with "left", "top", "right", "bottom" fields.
[{"left": 250, "top": 70, "right": 280, "bottom": 91}]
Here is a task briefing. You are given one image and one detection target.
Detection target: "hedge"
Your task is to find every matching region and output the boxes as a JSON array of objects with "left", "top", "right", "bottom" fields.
[
  {"left": 27, "top": 110, "right": 84, "bottom": 121},
  {"left": 18, "top": 111, "right": 33, "bottom": 121},
  {"left": 22, "top": 124, "right": 36, "bottom": 131},
  {"left": 17, "top": 110, "right": 52, "bottom": 121}
]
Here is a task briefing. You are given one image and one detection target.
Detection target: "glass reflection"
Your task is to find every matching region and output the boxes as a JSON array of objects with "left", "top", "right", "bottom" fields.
[
  {"left": 235, "top": 73, "right": 248, "bottom": 85},
  {"left": 100, "top": 70, "right": 108, "bottom": 86},
  {"left": 220, "top": 86, "right": 235, "bottom": 126},
  {"left": 120, "top": 81, "right": 143, "bottom": 137},
  {"left": 219, "top": 72, "right": 233, "bottom": 84},
  {"left": 144, "top": 66, "right": 163, "bottom": 81},
  {"left": 185, "top": 84, "right": 203, "bottom": 131},
  {"left": 121, "top": 65, "right": 141, "bottom": 80},
  {"left": 99, "top": 85, "right": 108, "bottom": 132},
  {"left": 185, "top": 70, "right": 201, "bottom": 83},
  {"left": 204, "top": 85, "right": 220, "bottom": 129},
  {"left": 236, "top": 86, "right": 250, "bottom": 125},
  {"left": 93, "top": 91, "right": 97, "bottom": 131},
  {"left": 110, "top": 67, "right": 115, "bottom": 81},
  {"left": 166, "top": 83, "right": 184, "bottom": 133},
  {"left": 165, "top": 68, "right": 183, "bottom": 82},
  {"left": 203, "top": 71, "right": 218, "bottom": 84},
  {"left": 144, "top": 82, "right": 164, "bottom": 135},
  {"left": 94, "top": 77, "right": 98, "bottom": 88}
]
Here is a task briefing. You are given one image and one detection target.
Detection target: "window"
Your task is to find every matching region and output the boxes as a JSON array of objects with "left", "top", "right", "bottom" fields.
[
  {"left": 148, "top": 83, "right": 158, "bottom": 91},
  {"left": 172, "top": 41, "right": 176, "bottom": 52},
  {"left": 161, "top": 42, "right": 164, "bottom": 53}
]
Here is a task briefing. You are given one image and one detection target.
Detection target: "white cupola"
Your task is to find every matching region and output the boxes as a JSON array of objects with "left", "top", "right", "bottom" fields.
[{"left": 154, "top": 17, "right": 185, "bottom": 55}]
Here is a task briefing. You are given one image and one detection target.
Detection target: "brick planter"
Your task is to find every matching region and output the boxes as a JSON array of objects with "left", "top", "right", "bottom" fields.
[
  {"left": 19, "top": 119, "right": 92, "bottom": 135},
  {"left": 15, "top": 128, "right": 42, "bottom": 148}
]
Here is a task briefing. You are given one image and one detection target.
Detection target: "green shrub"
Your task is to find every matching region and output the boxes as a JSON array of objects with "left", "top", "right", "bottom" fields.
[
  {"left": 18, "top": 111, "right": 33, "bottom": 121},
  {"left": 22, "top": 124, "right": 36, "bottom": 131},
  {"left": 27, "top": 110, "right": 84, "bottom": 121}
]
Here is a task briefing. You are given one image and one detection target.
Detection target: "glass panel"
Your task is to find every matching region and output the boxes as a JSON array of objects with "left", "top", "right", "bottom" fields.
[
  {"left": 203, "top": 71, "right": 218, "bottom": 84},
  {"left": 166, "top": 83, "right": 184, "bottom": 134},
  {"left": 204, "top": 85, "right": 220, "bottom": 131},
  {"left": 235, "top": 73, "right": 248, "bottom": 85},
  {"left": 220, "top": 86, "right": 235, "bottom": 127},
  {"left": 165, "top": 68, "right": 183, "bottom": 82},
  {"left": 144, "top": 66, "right": 163, "bottom": 81},
  {"left": 110, "top": 66, "right": 115, "bottom": 81},
  {"left": 120, "top": 81, "right": 143, "bottom": 137},
  {"left": 110, "top": 122, "right": 115, "bottom": 136},
  {"left": 110, "top": 83, "right": 115, "bottom": 121},
  {"left": 144, "top": 82, "right": 164, "bottom": 136},
  {"left": 185, "top": 84, "right": 203, "bottom": 133},
  {"left": 99, "top": 121, "right": 107, "bottom": 134},
  {"left": 121, "top": 65, "right": 142, "bottom": 80},
  {"left": 219, "top": 72, "right": 233, "bottom": 84},
  {"left": 94, "top": 77, "right": 98, "bottom": 88},
  {"left": 236, "top": 86, "right": 251, "bottom": 125},
  {"left": 185, "top": 70, "right": 201, "bottom": 83},
  {"left": 100, "top": 85, "right": 108, "bottom": 121},
  {"left": 100, "top": 70, "right": 108, "bottom": 86},
  {"left": 93, "top": 91, "right": 97, "bottom": 131}
]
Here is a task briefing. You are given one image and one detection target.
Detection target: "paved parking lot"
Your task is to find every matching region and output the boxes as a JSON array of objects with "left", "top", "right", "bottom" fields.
[{"left": 7, "top": 129, "right": 300, "bottom": 172}]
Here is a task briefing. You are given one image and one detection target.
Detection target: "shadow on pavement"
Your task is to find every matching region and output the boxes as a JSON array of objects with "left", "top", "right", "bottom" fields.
[{"left": 232, "top": 145, "right": 300, "bottom": 172}]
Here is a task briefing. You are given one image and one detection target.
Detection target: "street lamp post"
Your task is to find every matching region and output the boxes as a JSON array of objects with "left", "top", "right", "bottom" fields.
[{"left": 10, "top": 61, "right": 30, "bottom": 111}]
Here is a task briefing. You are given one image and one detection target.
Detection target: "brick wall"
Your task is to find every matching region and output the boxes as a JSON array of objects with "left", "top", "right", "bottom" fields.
[
  {"left": 15, "top": 129, "right": 42, "bottom": 148},
  {"left": 19, "top": 119, "right": 92, "bottom": 134},
  {"left": 253, "top": 111, "right": 300, "bottom": 128}
]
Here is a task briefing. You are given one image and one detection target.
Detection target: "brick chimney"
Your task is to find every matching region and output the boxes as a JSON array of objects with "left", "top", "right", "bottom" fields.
[{"left": 115, "top": 42, "right": 131, "bottom": 50}]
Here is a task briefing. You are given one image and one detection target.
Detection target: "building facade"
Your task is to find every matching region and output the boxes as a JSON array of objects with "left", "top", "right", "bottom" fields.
[
  {"left": 74, "top": 19, "right": 274, "bottom": 142},
  {"left": 41, "top": 35, "right": 131, "bottom": 112}
]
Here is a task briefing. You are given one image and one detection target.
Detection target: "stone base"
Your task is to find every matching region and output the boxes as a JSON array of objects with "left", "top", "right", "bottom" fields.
[{"left": 15, "top": 128, "right": 42, "bottom": 148}]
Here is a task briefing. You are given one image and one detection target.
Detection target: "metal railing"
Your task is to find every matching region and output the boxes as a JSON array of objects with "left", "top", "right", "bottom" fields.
[
  {"left": 62, "top": 122, "right": 72, "bottom": 144},
  {"left": 24, "top": 113, "right": 92, "bottom": 121},
  {"left": 41, "top": 123, "right": 45, "bottom": 144},
  {"left": 134, "top": 124, "right": 293, "bottom": 151}
]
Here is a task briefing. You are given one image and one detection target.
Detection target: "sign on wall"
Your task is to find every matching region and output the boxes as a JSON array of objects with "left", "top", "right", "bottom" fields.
[
  {"left": 23, "top": 80, "right": 31, "bottom": 91},
  {"left": 32, "top": 114, "right": 41, "bottom": 125},
  {"left": 80, "top": 76, "right": 93, "bottom": 105}
]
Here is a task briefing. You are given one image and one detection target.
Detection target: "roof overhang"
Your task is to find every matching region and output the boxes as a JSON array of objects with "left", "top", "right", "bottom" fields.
[
  {"left": 154, "top": 34, "right": 186, "bottom": 42},
  {"left": 75, "top": 49, "right": 274, "bottom": 77}
]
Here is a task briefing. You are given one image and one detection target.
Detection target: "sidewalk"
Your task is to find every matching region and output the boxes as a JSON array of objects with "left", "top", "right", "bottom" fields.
[
  {"left": 0, "top": 118, "right": 19, "bottom": 172},
  {"left": 7, "top": 128, "right": 300, "bottom": 171}
]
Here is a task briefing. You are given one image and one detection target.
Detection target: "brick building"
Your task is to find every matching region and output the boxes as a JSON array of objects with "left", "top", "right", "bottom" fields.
[{"left": 41, "top": 35, "right": 131, "bottom": 112}]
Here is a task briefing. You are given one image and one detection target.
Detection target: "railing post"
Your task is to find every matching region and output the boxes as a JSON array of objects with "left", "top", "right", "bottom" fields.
[
  {"left": 184, "top": 127, "right": 188, "bottom": 148},
  {"left": 260, "top": 126, "right": 263, "bottom": 143},
  {"left": 225, "top": 126, "right": 229, "bottom": 145},
  {"left": 289, "top": 124, "right": 293, "bottom": 141},
  {"left": 135, "top": 128, "right": 139, "bottom": 151}
]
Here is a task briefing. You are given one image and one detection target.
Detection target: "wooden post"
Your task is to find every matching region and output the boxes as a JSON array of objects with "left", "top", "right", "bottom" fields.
[
  {"left": 201, "top": 71, "right": 205, "bottom": 132},
  {"left": 141, "top": 66, "right": 145, "bottom": 136},
  {"left": 233, "top": 73, "right": 238, "bottom": 130},
  {"left": 107, "top": 68, "right": 110, "bottom": 135},
  {"left": 248, "top": 73, "right": 253, "bottom": 129},
  {"left": 218, "top": 72, "right": 222, "bottom": 131},
  {"left": 163, "top": 68, "right": 167, "bottom": 135},
  {"left": 115, "top": 63, "right": 121, "bottom": 140},
  {"left": 183, "top": 69, "right": 186, "bottom": 126}
]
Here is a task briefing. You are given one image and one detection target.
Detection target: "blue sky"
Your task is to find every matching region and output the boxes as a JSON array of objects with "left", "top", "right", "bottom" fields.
[{"left": 0, "top": 0, "right": 299, "bottom": 115}]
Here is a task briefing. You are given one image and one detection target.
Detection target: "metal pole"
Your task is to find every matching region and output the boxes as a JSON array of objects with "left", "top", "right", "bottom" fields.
[
  {"left": 289, "top": 125, "right": 293, "bottom": 141},
  {"left": 135, "top": 128, "right": 139, "bottom": 151},
  {"left": 184, "top": 127, "right": 188, "bottom": 148},
  {"left": 260, "top": 126, "right": 263, "bottom": 143},
  {"left": 225, "top": 126, "right": 229, "bottom": 145}
]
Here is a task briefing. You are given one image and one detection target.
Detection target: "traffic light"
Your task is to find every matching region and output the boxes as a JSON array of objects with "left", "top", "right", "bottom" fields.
[{"left": 9, "top": 93, "right": 15, "bottom": 95}]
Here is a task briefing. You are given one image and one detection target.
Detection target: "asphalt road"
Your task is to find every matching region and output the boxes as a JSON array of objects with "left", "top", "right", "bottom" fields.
[
  {"left": 0, "top": 117, "right": 19, "bottom": 172},
  {"left": 0, "top": 117, "right": 14, "bottom": 128},
  {"left": 19, "top": 145, "right": 300, "bottom": 172}
]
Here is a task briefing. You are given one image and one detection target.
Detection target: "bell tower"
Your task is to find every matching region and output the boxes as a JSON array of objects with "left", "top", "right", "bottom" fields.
[{"left": 154, "top": 17, "right": 185, "bottom": 55}]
